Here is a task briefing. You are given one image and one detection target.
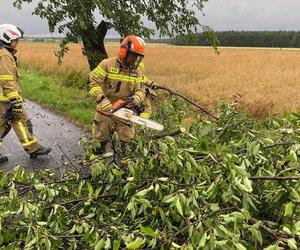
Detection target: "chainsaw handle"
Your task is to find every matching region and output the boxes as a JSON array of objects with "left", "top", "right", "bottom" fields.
[
  {"left": 98, "top": 98, "right": 134, "bottom": 116},
  {"left": 108, "top": 100, "right": 128, "bottom": 114}
]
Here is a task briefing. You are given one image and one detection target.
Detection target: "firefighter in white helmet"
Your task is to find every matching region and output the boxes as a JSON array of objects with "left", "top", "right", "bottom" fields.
[{"left": 0, "top": 24, "right": 51, "bottom": 162}]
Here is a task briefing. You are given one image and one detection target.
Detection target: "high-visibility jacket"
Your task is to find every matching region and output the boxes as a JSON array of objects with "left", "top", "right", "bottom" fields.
[
  {"left": 88, "top": 57, "right": 151, "bottom": 115},
  {"left": 0, "top": 47, "right": 21, "bottom": 102}
]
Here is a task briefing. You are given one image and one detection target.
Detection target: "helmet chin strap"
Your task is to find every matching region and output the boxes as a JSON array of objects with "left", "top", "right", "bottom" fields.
[{"left": 1, "top": 41, "right": 17, "bottom": 53}]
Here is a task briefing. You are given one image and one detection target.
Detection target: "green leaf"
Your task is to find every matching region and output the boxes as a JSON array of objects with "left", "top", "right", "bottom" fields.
[
  {"left": 113, "top": 239, "right": 121, "bottom": 250},
  {"left": 188, "top": 155, "right": 198, "bottom": 169},
  {"left": 126, "top": 238, "right": 144, "bottom": 249},
  {"left": 1, "top": 211, "right": 11, "bottom": 218},
  {"left": 252, "top": 143, "right": 260, "bottom": 156},
  {"left": 139, "top": 198, "right": 152, "bottom": 208},
  {"left": 95, "top": 239, "right": 105, "bottom": 250},
  {"left": 283, "top": 226, "right": 292, "bottom": 234},
  {"left": 37, "top": 221, "right": 48, "bottom": 226},
  {"left": 292, "top": 189, "right": 300, "bottom": 202},
  {"left": 263, "top": 244, "right": 281, "bottom": 250},
  {"left": 176, "top": 198, "right": 183, "bottom": 216},
  {"left": 171, "top": 242, "right": 182, "bottom": 248},
  {"left": 141, "top": 226, "right": 157, "bottom": 238},
  {"left": 287, "top": 238, "right": 297, "bottom": 250},
  {"left": 243, "top": 177, "right": 253, "bottom": 192},
  {"left": 105, "top": 238, "right": 111, "bottom": 249},
  {"left": 284, "top": 202, "right": 294, "bottom": 217},
  {"left": 34, "top": 183, "right": 46, "bottom": 191},
  {"left": 87, "top": 181, "right": 93, "bottom": 198},
  {"left": 210, "top": 203, "right": 219, "bottom": 212},
  {"left": 234, "top": 243, "right": 247, "bottom": 250},
  {"left": 46, "top": 239, "right": 51, "bottom": 250},
  {"left": 159, "top": 141, "right": 168, "bottom": 154},
  {"left": 136, "top": 189, "right": 149, "bottom": 197},
  {"left": 198, "top": 232, "right": 207, "bottom": 248},
  {"left": 163, "top": 194, "right": 175, "bottom": 203},
  {"left": 158, "top": 177, "right": 168, "bottom": 182},
  {"left": 249, "top": 227, "right": 263, "bottom": 245},
  {"left": 24, "top": 204, "right": 30, "bottom": 218},
  {"left": 85, "top": 213, "right": 95, "bottom": 219},
  {"left": 25, "top": 237, "right": 38, "bottom": 248}
]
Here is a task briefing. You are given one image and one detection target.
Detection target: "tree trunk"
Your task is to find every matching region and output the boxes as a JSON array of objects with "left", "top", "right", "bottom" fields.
[{"left": 81, "top": 20, "right": 108, "bottom": 71}]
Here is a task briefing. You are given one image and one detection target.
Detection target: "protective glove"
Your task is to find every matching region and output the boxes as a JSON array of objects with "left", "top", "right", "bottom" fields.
[
  {"left": 96, "top": 96, "right": 112, "bottom": 112},
  {"left": 10, "top": 97, "right": 23, "bottom": 116},
  {"left": 129, "top": 92, "right": 145, "bottom": 106},
  {"left": 148, "top": 81, "right": 159, "bottom": 90},
  {"left": 140, "top": 112, "right": 150, "bottom": 119}
]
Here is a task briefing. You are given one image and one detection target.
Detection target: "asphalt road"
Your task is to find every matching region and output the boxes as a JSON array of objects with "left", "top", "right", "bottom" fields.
[{"left": 0, "top": 101, "right": 87, "bottom": 172}]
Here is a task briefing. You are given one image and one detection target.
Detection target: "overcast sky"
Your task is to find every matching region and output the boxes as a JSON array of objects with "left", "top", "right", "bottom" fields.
[{"left": 1, "top": 0, "right": 300, "bottom": 37}]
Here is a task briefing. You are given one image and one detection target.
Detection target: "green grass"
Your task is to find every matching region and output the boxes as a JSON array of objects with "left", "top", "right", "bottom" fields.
[{"left": 21, "top": 69, "right": 94, "bottom": 128}]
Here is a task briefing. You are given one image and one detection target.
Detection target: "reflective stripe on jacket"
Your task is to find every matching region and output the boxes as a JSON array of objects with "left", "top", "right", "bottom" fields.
[{"left": 88, "top": 57, "right": 152, "bottom": 115}]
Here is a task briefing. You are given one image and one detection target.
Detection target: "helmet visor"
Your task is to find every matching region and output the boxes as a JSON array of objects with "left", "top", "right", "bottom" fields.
[{"left": 126, "top": 50, "right": 144, "bottom": 69}]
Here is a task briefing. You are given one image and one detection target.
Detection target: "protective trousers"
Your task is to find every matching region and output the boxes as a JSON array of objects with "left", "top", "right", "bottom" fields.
[{"left": 0, "top": 103, "right": 40, "bottom": 153}]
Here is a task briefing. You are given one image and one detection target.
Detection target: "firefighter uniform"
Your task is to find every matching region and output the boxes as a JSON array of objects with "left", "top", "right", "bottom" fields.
[
  {"left": 0, "top": 46, "right": 40, "bottom": 153},
  {"left": 88, "top": 57, "right": 152, "bottom": 142}
]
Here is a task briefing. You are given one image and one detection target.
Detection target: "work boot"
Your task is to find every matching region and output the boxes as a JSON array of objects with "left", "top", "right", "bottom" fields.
[
  {"left": 92, "top": 141, "right": 107, "bottom": 155},
  {"left": 29, "top": 146, "right": 52, "bottom": 158},
  {"left": 113, "top": 141, "right": 127, "bottom": 167},
  {"left": 0, "top": 154, "right": 8, "bottom": 163}
]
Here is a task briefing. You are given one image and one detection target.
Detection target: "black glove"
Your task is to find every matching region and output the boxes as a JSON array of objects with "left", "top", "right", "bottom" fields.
[{"left": 148, "top": 81, "right": 159, "bottom": 90}]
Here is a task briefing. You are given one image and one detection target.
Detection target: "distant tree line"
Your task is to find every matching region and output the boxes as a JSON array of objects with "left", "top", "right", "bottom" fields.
[{"left": 173, "top": 31, "right": 300, "bottom": 48}]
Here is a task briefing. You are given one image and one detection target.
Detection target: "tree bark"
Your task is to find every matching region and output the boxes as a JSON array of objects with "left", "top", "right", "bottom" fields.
[{"left": 81, "top": 21, "right": 109, "bottom": 70}]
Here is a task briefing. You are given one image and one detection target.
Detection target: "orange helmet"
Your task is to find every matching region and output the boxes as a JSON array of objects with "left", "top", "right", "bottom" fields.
[{"left": 118, "top": 35, "right": 145, "bottom": 69}]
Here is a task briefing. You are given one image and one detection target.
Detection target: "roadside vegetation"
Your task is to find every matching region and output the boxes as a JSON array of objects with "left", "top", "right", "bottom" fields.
[
  {"left": 21, "top": 69, "right": 94, "bottom": 127},
  {"left": 1, "top": 99, "right": 300, "bottom": 249}
]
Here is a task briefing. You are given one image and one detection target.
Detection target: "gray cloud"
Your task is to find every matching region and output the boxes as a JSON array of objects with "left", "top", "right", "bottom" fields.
[
  {"left": 1, "top": 0, "right": 300, "bottom": 37},
  {"left": 201, "top": 0, "right": 300, "bottom": 31},
  {"left": 0, "top": 0, "right": 48, "bottom": 34}
]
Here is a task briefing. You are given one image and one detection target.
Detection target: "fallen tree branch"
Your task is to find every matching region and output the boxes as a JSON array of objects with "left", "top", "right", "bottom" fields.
[
  {"left": 149, "top": 127, "right": 186, "bottom": 140},
  {"left": 231, "top": 203, "right": 292, "bottom": 239},
  {"left": 43, "top": 193, "right": 116, "bottom": 210},
  {"left": 145, "top": 83, "right": 219, "bottom": 121},
  {"left": 249, "top": 175, "right": 300, "bottom": 180},
  {"left": 249, "top": 218, "right": 291, "bottom": 239},
  {"left": 57, "top": 143, "right": 81, "bottom": 172},
  {"left": 236, "top": 141, "right": 296, "bottom": 155}
]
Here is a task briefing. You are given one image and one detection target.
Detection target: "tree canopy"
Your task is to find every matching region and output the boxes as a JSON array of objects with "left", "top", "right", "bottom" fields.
[{"left": 13, "top": 0, "right": 214, "bottom": 70}]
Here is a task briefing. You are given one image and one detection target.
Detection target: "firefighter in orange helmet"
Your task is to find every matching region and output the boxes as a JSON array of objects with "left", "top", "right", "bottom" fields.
[
  {"left": 0, "top": 24, "right": 51, "bottom": 162},
  {"left": 88, "top": 35, "right": 153, "bottom": 155}
]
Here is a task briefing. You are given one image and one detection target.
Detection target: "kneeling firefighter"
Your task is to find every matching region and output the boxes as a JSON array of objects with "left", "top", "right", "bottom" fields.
[
  {"left": 0, "top": 24, "right": 51, "bottom": 162},
  {"left": 88, "top": 35, "right": 152, "bottom": 157}
]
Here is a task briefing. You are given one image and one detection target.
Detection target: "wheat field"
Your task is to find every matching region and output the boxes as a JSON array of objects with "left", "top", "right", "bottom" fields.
[{"left": 18, "top": 42, "right": 300, "bottom": 117}]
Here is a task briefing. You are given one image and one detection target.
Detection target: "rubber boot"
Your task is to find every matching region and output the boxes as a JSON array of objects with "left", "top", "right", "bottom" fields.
[
  {"left": 29, "top": 146, "right": 52, "bottom": 158},
  {"left": 0, "top": 154, "right": 8, "bottom": 163}
]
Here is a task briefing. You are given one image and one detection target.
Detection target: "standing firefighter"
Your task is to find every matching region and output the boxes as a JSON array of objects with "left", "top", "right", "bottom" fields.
[
  {"left": 88, "top": 35, "right": 152, "bottom": 156},
  {"left": 0, "top": 24, "right": 51, "bottom": 162}
]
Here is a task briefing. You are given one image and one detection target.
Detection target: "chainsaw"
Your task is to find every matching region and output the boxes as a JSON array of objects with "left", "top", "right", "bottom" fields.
[{"left": 99, "top": 99, "right": 164, "bottom": 131}]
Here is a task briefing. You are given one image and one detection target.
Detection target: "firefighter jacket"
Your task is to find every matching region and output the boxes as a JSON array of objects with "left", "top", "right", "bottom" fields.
[
  {"left": 0, "top": 47, "right": 21, "bottom": 102},
  {"left": 88, "top": 57, "right": 151, "bottom": 115}
]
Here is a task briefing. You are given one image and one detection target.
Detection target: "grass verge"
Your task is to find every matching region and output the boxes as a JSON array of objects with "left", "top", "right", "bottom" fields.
[{"left": 20, "top": 68, "right": 94, "bottom": 128}]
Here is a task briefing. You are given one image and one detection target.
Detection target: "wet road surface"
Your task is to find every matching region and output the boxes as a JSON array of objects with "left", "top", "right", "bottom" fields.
[{"left": 0, "top": 101, "right": 87, "bottom": 172}]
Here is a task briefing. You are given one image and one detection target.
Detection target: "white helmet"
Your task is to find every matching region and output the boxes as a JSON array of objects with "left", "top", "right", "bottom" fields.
[{"left": 0, "top": 24, "right": 24, "bottom": 44}]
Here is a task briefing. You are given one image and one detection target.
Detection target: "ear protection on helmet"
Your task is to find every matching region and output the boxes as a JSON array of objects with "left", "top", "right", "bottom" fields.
[{"left": 119, "top": 37, "right": 132, "bottom": 60}]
